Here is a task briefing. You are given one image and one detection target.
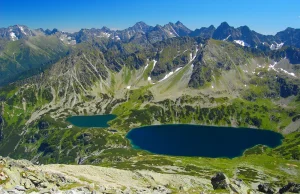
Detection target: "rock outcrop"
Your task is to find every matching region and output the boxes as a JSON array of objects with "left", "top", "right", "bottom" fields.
[
  {"left": 2, "top": 157, "right": 299, "bottom": 194},
  {"left": 211, "top": 173, "right": 252, "bottom": 193},
  {"left": 258, "top": 183, "right": 275, "bottom": 194},
  {"left": 0, "top": 157, "right": 80, "bottom": 193},
  {"left": 0, "top": 156, "right": 208, "bottom": 193},
  {"left": 279, "top": 182, "right": 300, "bottom": 194},
  {"left": 211, "top": 172, "right": 229, "bottom": 189}
]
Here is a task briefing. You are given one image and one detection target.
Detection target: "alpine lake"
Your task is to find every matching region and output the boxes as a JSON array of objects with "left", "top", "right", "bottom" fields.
[{"left": 67, "top": 115, "right": 283, "bottom": 158}]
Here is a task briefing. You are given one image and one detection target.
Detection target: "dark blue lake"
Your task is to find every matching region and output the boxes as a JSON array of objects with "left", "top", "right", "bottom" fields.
[
  {"left": 126, "top": 125, "right": 283, "bottom": 158},
  {"left": 66, "top": 114, "right": 116, "bottom": 127}
]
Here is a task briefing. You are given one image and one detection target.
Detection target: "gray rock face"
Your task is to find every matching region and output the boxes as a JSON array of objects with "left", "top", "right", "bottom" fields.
[
  {"left": 0, "top": 25, "right": 34, "bottom": 41},
  {"left": 211, "top": 172, "right": 228, "bottom": 190},
  {"left": 258, "top": 183, "right": 275, "bottom": 194},
  {"left": 14, "top": 185, "right": 26, "bottom": 191},
  {"left": 0, "top": 156, "right": 178, "bottom": 194},
  {"left": 279, "top": 182, "right": 300, "bottom": 193},
  {"left": 0, "top": 156, "right": 79, "bottom": 193}
]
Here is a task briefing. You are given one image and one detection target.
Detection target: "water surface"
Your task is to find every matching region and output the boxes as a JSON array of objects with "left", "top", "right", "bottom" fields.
[
  {"left": 66, "top": 114, "right": 116, "bottom": 128},
  {"left": 126, "top": 124, "right": 283, "bottom": 158}
]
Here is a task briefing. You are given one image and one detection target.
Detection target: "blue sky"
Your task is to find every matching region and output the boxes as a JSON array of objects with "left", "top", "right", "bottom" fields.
[{"left": 0, "top": 0, "right": 299, "bottom": 34}]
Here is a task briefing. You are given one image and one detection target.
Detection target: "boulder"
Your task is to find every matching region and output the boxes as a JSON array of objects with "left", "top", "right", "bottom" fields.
[
  {"left": 258, "top": 183, "right": 275, "bottom": 194},
  {"left": 27, "top": 174, "right": 43, "bottom": 185},
  {"left": 40, "top": 182, "right": 50, "bottom": 188},
  {"left": 24, "top": 179, "right": 34, "bottom": 189},
  {"left": 15, "top": 185, "right": 26, "bottom": 191},
  {"left": 0, "top": 171, "right": 8, "bottom": 181},
  {"left": 211, "top": 172, "right": 229, "bottom": 190},
  {"left": 0, "top": 157, "right": 6, "bottom": 165},
  {"left": 279, "top": 182, "right": 300, "bottom": 193}
]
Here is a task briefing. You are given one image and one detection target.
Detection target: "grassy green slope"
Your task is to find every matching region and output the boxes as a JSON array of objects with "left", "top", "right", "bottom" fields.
[{"left": 0, "top": 35, "right": 69, "bottom": 85}]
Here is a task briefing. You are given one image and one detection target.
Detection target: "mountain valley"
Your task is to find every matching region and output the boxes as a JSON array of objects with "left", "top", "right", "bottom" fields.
[{"left": 0, "top": 21, "right": 300, "bottom": 193}]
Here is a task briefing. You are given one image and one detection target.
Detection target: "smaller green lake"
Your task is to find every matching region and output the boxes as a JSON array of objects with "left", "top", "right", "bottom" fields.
[{"left": 66, "top": 114, "right": 116, "bottom": 127}]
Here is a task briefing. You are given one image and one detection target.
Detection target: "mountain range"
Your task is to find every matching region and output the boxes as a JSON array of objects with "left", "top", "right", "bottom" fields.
[
  {"left": 0, "top": 21, "right": 299, "bottom": 87},
  {"left": 1, "top": 21, "right": 300, "bottom": 48}
]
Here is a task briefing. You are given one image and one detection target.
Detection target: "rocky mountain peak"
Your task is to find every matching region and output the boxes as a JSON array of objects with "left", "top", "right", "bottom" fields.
[
  {"left": 239, "top": 25, "right": 251, "bottom": 32},
  {"left": 133, "top": 21, "right": 148, "bottom": 28},
  {"left": 175, "top": 21, "right": 183, "bottom": 25},
  {"left": 0, "top": 24, "right": 34, "bottom": 41},
  {"left": 100, "top": 26, "right": 111, "bottom": 32},
  {"left": 219, "top": 21, "right": 230, "bottom": 29},
  {"left": 130, "top": 21, "right": 152, "bottom": 32},
  {"left": 153, "top": 24, "right": 163, "bottom": 30},
  {"left": 208, "top": 25, "right": 215, "bottom": 30},
  {"left": 164, "top": 21, "right": 191, "bottom": 36},
  {"left": 285, "top": 27, "right": 295, "bottom": 31},
  {"left": 45, "top": 28, "right": 59, "bottom": 35},
  {"left": 212, "top": 22, "right": 235, "bottom": 40}
]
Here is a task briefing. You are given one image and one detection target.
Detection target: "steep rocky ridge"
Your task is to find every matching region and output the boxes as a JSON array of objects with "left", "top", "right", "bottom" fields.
[
  {"left": 1, "top": 156, "right": 299, "bottom": 193},
  {"left": 189, "top": 25, "right": 216, "bottom": 38},
  {"left": 1, "top": 21, "right": 300, "bottom": 88}
]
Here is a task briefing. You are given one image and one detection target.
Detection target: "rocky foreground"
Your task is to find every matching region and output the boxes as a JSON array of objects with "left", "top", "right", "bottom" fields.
[{"left": 0, "top": 157, "right": 299, "bottom": 194}]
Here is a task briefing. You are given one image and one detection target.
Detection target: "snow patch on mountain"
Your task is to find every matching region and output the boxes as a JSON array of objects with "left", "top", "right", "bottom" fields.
[
  {"left": 268, "top": 62, "right": 296, "bottom": 77},
  {"left": 233, "top": 40, "right": 250, "bottom": 47},
  {"left": 191, "top": 46, "right": 199, "bottom": 61},
  {"left": 158, "top": 66, "right": 183, "bottom": 83},
  {"left": 168, "top": 25, "right": 179, "bottom": 37},
  {"left": 152, "top": 60, "right": 157, "bottom": 71},
  {"left": 270, "top": 42, "right": 284, "bottom": 50},
  {"left": 268, "top": 62, "right": 278, "bottom": 72},
  {"left": 189, "top": 53, "right": 193, "bottom": 62},
  {"left": 144, "top": 63, "right": 149, "bottom": 70},
  {"left": 19, "top": 26, "right": 27, "bottom": 35},
  {"left": 189, "top": 46, "right": 199, "bottom": 63},
  {"left": 223, "top": 35, "right": 231, "bottom": 41},
  {"left": 175, "top": 67, "right": 182, "bottom": 72},
  {"left": 10, "top": 32, "right": 18, "bottom": 41},
  {"left": 278, "top": 68, "right": 296, "bottom": 77},
  {"left": 147, "top": 60, "right": 158, "bottom": 82},
  {"left": 158, "top": 72, "right": 174, "bottom": 82},
  {"left": 98, "top": 32, "right": 111, "bottom": 38},
  {"left": 112, "top": 36, "right": 120, "bottom": 40}
]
